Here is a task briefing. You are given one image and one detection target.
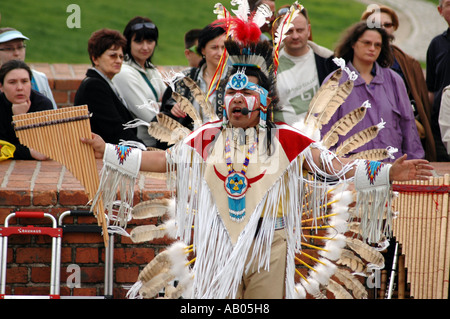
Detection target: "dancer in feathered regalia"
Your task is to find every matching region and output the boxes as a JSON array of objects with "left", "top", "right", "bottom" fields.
[{"left": 83, "top": 1, "right": 433, "bottom": 299}]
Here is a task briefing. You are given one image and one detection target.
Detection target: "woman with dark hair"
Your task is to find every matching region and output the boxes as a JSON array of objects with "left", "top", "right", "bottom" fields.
[
  {"left": 0, "top": 59, "right": 53, "bottom": 160},
  {"left": 158, "top": 23, "right": 231, "bottom": 138},
  {"left": 320, "top": 21, "right": 424, "bottom": 161},
  {"left": 74, "top": 28, "right": 145, "bottom": 148},
  {"left": 361, "top": 5, "right": 436, "bottom": 162},
  {"left": 113, "top": 17, "right": 167, "bottom": 147}
]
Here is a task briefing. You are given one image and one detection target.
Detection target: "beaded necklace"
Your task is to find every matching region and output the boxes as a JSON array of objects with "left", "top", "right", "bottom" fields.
[{"left": 221, "top": 133, "right": 258, "bottom": 222}]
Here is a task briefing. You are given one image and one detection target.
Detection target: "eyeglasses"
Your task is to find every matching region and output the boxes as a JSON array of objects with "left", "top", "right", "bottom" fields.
[
  {"left": 357, "top": 40, "right": 382, "bottom": 49},
  {"left": 0, "top": 44, "right": 26, "bottom": 52},
  {"left": 131, "top": 22, "right": 156, "bottom": 31},
  {"left": 106, "top": 52, "right": 124, "bottom": 60}
]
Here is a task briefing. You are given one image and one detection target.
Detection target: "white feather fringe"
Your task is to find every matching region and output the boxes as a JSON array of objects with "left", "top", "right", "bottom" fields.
[{"left": 118, "top": 130, "right": 392, "bottom": 299}]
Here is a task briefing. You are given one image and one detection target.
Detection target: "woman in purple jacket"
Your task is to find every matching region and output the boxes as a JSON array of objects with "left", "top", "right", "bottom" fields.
[{"left": 320, "top": 21, "right": 424, "bottom": 162}]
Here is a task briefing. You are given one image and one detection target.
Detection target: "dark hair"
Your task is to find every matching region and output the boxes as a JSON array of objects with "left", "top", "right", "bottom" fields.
[
  {"left": 184, "top": 28, "right": 202, "bottom": 49},
  {"left": 87, "top": 28, "right": 127, "bottom": 66},
  {"left": 334, "top": 21, "right": 393, "bottom": 68},
  {"left": 196, "top": 23, "right": 226, "bottom": 58},
  {"left": 123, "top": 16, "right": 159, "bottom": 66},
  {"left": 0, "top": 59, "right": 32, "bottom": 85}
]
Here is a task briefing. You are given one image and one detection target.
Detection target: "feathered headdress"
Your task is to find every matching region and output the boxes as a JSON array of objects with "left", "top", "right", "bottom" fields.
[
  {"left": 213, "top": 1, "right": 277, "bottom": 127},
  {"left": 213, "top": 0, "right": 273, "bottom": 72},
  {"left": 214, "top": 0, "right": 272, "bottom": 46}
]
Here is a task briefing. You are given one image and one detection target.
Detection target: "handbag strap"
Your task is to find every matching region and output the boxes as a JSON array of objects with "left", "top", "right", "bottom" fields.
[{"left": 138, "top": 71, "right": 159, "bottom": 101}]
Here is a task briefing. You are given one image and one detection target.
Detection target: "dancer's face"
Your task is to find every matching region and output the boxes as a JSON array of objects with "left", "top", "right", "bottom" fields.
[{"left": 225, "top": 75, "right": 261, "bottom": 129}]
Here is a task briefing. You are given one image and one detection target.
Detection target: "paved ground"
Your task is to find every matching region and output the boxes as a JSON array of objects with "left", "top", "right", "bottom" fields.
[{"left": 357, "top": 0, "right": 448, "bottom": 62}]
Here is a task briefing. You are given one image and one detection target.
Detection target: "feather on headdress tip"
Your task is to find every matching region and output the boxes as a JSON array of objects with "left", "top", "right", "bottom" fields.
[{"left": 214, "top": 17, "right": 262, "bottom": 45}]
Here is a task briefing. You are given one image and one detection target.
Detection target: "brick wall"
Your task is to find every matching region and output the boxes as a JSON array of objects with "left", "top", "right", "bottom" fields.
[
  {"left": 0, "top": 63, "right": 185, "bottom": 299},
  {"left": 30, "top": 63, "right": 90, "bottom": 108},
  {"left": 0, "top": 159, "right": 173, "bottom": 299}
]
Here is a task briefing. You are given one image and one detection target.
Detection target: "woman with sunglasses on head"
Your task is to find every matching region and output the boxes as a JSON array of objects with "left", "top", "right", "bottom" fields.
[
  {"left": 361, "top": 5, "right": 436, "bottom": 162},
  {"left": 320, "top": 21, "right": 425, "bottom": 162},
  {"left": 74, "top": 28, "right": 145, "bottom": 149},
  {"left": 113, "top": 17, "right": 167, "bottom": 147}
]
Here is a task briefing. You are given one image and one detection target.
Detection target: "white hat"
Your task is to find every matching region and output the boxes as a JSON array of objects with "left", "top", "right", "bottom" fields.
[{"left": 0, "top": 30, "right": 29, "bottom": 44}]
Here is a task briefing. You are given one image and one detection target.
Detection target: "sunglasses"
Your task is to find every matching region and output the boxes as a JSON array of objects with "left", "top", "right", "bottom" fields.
[
  {"left": 277, "top": 3, "right": 303, "bottom": 17},
  {"left": 188, "top": 44, "right": 199, "bottom": 53},
  {"left": 357, "top": 40, "right": 382, "bottom": 49},
  {"left": 131, "top": 22, "right": 156, "bottom": 31},
  {"left": 277, "top": 7, "right": 289, "bottom": 16}
]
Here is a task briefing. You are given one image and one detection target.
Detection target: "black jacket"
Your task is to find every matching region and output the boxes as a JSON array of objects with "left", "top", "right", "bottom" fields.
[
  {"left": 0, "top": 90, "right": 53, "bottom": 160},
  {"left": 74, "top": 68, "right": 144, "bottom": 145},
  {"left": 315, "top": 53, "right": 339, "bottom": 85}
]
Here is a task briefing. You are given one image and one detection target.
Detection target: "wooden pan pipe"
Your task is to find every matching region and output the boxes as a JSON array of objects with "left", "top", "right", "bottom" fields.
[
  {"left": 391, "top": 174, "right": 450, "bottom": 299},
  {"left": 12, "top": 105, "right": 108, "bottom": 245}
]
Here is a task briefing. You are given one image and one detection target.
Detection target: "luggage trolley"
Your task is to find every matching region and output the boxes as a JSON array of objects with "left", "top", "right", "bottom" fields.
[
  {"left": 0, "top": 211, "right": 62, "bottom": 299},
  {"left": 58, "top": 210, "right": 114, "bottom": 299}
]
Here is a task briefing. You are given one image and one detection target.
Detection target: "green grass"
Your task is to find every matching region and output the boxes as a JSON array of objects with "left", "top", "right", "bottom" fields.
[{"left": 0, "top": 0, "right": 366, "bottom": 66}]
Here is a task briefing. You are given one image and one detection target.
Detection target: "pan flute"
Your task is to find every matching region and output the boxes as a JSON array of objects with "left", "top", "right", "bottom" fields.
[
  {"left": 12, "top": 105, "right": 108, "bottom": 245},
  {"left": 391, "top": 174, "right": 450, "bottom": 299}
]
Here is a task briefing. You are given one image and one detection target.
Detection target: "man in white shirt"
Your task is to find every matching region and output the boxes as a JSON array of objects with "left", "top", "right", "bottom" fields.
[{"left": 274, "top": 8, "right": 337, "bottom": 125}]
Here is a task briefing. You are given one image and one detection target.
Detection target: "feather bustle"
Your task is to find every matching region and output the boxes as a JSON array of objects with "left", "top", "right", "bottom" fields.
[
  {"left": 138, "top": 251, "right": 172, "bottom": 282},
  {"left": 336, "top": 249, "right": 366, "bottom": 274},
  {"left": 182, "top": 77, "right": 217, "bottom": 121},
  {"left": 305, "top": 68, "right": 342, "bottom": 125},
  {"left": 147, "top": 114, "right": 190, "bottom": 145},
  {"left": 315, "top": 80, "right": 354, "bottom": 127},
  {"left": 130, "top": 224, "right": 167, "bottom": 243},
  {"left": 139, "top": 271, "right": 175, "bottom": 298},
  {"left": 326, "top": 278, "right": 353, "bottom": 299},
  {"left": 334, "top": 268, "right": 368, "bottom": 299},
  {"left": 345, "top": 238, "right": 385, "bottom": 269},
  {"left": 348, "top": 146, "right": 397, "bottom": 161},
  {"left": 156, "top": 113, "right": 187, "bottom": 131},
  {"left": 348, "top": 148, "right": 390, "bottom": 161},
  {"left": 335, "top": 121, "right": 385, "bottom": 156},
  {"left": 171, "top": 91, "right": 202, "bottom": 126},
  {"left": 147, "top": 122, "right": 174, "bottom": 144},
  {"left": 321, "top": 102, "right": 369, "bottom": 149},
  {"left": 131, "top": 198, "right": 171, "bottom": 219}
]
